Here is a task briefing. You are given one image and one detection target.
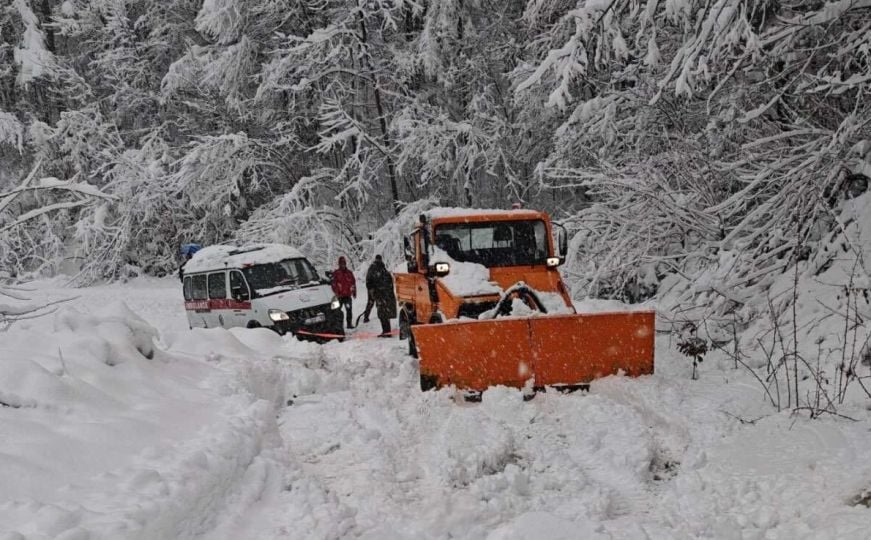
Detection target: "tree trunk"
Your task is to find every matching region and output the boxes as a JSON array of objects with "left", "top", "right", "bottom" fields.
[
  {"left": 357, "top": 12, "right": 400, "bottom": 215},
  {"left": 40, "top": 0, "right": 55, "bottom": 53}
]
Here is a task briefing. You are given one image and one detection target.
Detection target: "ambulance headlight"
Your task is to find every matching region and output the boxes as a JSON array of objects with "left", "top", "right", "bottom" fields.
[
  {"left": 268, "top": 309, "right": 289, "bottom": 321},
  {"left": 330, "top": 296, "right": 341, "bottom": 310}
]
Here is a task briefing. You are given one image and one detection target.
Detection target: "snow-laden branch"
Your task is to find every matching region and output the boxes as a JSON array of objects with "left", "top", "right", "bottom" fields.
[
  {"left": 0, "top": 111, "right": 24, "bottom": 153},
  {"left": 0, "top": 201, "right": 89, "bottom": 236},
  {"left": 0, "top": 176, "right": 116, "bottom": 202}
]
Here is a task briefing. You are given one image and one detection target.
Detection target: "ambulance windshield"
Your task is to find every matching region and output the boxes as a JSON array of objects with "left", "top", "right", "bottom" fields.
[{"left": 243, "top": 258, "right": 320, "bottom": 295}]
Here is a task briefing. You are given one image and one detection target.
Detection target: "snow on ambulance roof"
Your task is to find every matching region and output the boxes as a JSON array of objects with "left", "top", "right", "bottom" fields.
[
  {"left": 184, "top": 243, "right": 304, "bottom": 273},
  {"left": 425, "top": 207, "right": 545, "bottom": 222}
]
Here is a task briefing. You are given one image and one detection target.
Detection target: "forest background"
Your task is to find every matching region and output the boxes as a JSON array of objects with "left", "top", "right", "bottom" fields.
[{"left": 2, "top": 0, "right": 870, "bottom": 360}]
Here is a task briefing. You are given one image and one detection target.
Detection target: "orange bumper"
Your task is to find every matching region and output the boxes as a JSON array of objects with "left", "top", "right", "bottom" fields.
[{"left": 412, "top": 311, "right": 655, "bottom": 391}]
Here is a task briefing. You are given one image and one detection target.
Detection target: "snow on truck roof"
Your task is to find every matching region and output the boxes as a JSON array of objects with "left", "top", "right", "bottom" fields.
[
  {"left": 184, "top": 243, "right": 304, "bottom": 273},
  {"left": 425, "top": 207, "right": 546, "bottom": 222}
]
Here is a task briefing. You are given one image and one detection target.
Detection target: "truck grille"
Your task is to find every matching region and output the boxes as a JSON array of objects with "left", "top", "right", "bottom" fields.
[{"left": 458, "top": 301, "right": 498, "bottom": 319}]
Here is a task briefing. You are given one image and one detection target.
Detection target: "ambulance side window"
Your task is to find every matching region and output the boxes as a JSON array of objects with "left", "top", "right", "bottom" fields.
[
  {"left": 183, "top": 276, "right": 192, "bottom": 301},
  {"left": 208, "top": 272, "right": 227, "bottom": 299},
  {"left": 191, "top": 274, "right": 208, "bottom": 300},
  {"left": 230, "top": 271, "right": 250, "bottom": 301}
]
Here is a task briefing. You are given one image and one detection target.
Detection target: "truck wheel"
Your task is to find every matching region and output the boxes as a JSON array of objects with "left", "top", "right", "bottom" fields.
[
  {"left": 398, "top": 307, "right": 410, "bottom": 340},
  {"left": 420, "top": 373, "right": 438, "bottom": 391},
  {"left": 408, "top": 328, "right": 418, "bottom": 358},
  {"left": 410, "top": 312, "right": 444, "bottom": 358},
  {"left": 399, "top": 307, "right": 418, "bottom": 358}
]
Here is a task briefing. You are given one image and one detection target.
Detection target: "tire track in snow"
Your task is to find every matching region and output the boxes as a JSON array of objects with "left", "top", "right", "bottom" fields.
[
  {"left": 229, "top": 332, "right": 762, "bottom": 539},
  {"left": 273, "top": 342, "right": 441, "bottom": 537},
  {"left": 196, "top": 348, "right": 360, "bottom": 540},
  {"left": 268, "top": 336, "right": 677, "bottom": 537},
  {"left": 273, "top": 339, "right": 561, "bottom": 537},
  {"left": 518, "top": 392, "right": 658, "bottom": 520}
]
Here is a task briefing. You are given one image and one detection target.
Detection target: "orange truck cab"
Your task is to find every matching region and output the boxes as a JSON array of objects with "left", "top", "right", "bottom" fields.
[{"left": 394, "top": 208, "right": 655, "bottom": 392}]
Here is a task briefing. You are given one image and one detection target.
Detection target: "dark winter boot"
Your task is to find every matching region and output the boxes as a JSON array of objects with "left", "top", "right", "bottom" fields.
[
  {"left": 378, "top": 318, "right": 391, "bottom": 337},
  {"left": 363, "top": 298, "right": 374, "bottom": 322}
]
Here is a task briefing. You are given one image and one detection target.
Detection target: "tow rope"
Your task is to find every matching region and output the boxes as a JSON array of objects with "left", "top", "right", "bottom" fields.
[{"left": 294, "top": 329, "right": 399, "bottom": 340}]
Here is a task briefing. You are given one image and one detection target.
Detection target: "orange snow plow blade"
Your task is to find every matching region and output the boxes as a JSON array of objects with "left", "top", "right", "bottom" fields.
[{"left": 412, "top": 311, "right": 655, "bottom": 392}]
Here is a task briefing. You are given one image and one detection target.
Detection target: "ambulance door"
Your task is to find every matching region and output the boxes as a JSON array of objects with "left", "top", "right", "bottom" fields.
[
  {"left": 207, "top": 271, "right": 229, "bottom": 328},
  {"left": 189, "top": 274, "right": 210, "bottom": 328},
  {"left": 183, "top": 276, "right": 195, "bottom": 328},
  {"left": 228, "top": 270, "right": 252, "bottom": 328}
]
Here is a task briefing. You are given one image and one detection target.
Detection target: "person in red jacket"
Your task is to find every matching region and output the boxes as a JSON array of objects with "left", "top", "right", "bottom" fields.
[{"left": 331, "top": 256, "right": 357, "bottom": 328}]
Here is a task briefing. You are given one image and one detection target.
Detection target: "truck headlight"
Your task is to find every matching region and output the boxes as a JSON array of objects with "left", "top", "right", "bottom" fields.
[
  {"left": 268, "top": 309, "right": 289, "bottom": 321},
  {"left": 330, "top": 296, "right": 341, "bottom": 310},
  {"left": 546, "top": 257, "right": 560, "bottom": 267},
  {"left": 433, "top": 262, "right": 450, "bottom": 276}
]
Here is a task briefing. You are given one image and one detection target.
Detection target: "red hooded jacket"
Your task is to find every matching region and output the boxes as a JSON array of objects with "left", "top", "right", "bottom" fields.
[{"left": 331, "top": 257, "right": 356, "bottom": 298}]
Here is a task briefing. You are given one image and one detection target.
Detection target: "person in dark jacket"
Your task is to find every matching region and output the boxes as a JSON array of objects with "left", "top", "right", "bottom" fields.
[
  {"left": 331, "top": 256, "right": 357, "bottom": 328},
  {"left": 363, "top": 255, "right": 396, "bottom": 336},
  {"left": 362, "top": 257, "right": 379, "bottom": 323}
]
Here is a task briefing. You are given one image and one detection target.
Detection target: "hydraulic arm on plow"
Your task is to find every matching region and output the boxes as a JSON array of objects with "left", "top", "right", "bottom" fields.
[{"left": 394, "top": 209, "right": 655, "bottom": 392}]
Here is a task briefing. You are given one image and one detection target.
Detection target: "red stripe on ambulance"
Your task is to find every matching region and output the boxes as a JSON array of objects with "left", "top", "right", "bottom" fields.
[
  {"left": 184, "top": 299, "right": 252, "bottom": 312},
  {"left": 185, "top": 300, "right": 210, "bottom": 311},
  {"left": 208, "top": 299, "right": 252, "bottom": 310}
]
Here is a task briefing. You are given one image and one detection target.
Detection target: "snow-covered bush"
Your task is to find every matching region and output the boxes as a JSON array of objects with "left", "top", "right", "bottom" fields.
[
  {"left": 0, "top": 161, "right": 110, "bottom": 326},
  {"left": 552, "top": 152, "right": 724, "bottom": 304},
  {"left": 0, "top": 111, "right": 24, "bottom": 153},
  {"left": 234, "top": 172, "right": 358, "bottom": 270},
  {"left": 357, "top": 197, "right": 439, "bottom": 269},
  {"left": 730, "top": 191, "right": 871, "bottom": 413},
  {"left": 0, "top": 160, "right": 115, "bottom": 278}
]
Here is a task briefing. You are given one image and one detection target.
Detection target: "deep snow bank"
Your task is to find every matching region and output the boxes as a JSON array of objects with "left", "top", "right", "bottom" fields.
[{"left": 0, "top": 297, "right": 293, "bottom": 539}]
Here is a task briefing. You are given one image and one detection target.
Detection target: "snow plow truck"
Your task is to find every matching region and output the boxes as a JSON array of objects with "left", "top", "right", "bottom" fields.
[{"left": 394, "top": 208, "right": 655, "bottom": 392}]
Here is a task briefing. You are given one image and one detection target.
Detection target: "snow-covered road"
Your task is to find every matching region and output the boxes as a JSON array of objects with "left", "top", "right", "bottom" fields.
[{"left": 2, "top": 278, "right": 870, "bottom": 539}]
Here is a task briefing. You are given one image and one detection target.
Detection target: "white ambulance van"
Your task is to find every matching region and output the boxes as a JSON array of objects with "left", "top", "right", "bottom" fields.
[{"left": 181, "top": 244, "right": 344, "bottom": 340}]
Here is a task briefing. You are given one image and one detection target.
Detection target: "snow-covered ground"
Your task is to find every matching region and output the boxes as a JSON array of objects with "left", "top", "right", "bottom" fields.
[{"left": 2, "top": 278, "right": 871, "bottom": 539}]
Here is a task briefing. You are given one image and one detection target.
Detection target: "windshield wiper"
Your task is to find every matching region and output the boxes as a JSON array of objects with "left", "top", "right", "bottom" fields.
[{"left": 255, "top": 286, "right": 296, "bottom": 298}]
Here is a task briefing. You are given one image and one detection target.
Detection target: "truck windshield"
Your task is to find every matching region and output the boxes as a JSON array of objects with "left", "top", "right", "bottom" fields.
[
  {"left": 242, "top": 258, "right": 320, "bottom": 294},
  {"left": 434, "top": 220, "right": 549, "bottom": 267}
]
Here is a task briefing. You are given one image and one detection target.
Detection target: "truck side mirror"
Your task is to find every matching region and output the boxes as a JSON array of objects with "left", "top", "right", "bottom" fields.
[
  {"left": 555, "top": 224, "right": 568, "bottom": 264},
  {"left": 430, "top": 262, "right": 450, "bottom": 277},
  {"left": 403, "top": 236, "right": 418, "bottom": 272}
]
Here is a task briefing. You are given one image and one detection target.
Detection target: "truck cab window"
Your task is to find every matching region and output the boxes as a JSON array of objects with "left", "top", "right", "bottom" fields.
[{"left": 434, "top": 220, "right": 548, "bottom": 267}]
